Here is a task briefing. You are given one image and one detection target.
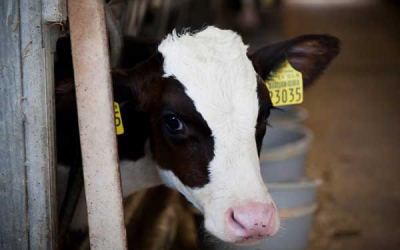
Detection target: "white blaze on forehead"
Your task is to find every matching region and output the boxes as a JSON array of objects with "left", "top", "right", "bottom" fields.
[
  {"left": 158, "top": 27, "right": 273, "bottom": 241},
  {"left": 158, "top": 26, "right": 259, "bottom": 137},
  {"left": 158, "top": 26, "right": 260, "bottom": 170}
]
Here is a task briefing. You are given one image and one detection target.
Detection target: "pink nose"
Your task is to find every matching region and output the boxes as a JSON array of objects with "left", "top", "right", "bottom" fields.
[{"left": 226, "top": 202, "right": 279, "bottom": 243}]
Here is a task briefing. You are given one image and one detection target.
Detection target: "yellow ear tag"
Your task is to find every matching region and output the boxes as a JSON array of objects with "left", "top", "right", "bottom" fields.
[
  {"left": 114, "top": 102, "right": 124, "bottom": 135},
  {"left": 265, "top": 60, "right": 303, "bottom": 106}
]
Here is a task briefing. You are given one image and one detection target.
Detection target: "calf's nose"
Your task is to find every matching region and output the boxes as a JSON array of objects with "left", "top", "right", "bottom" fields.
[{"left": 226, "top": 202, "right": 279, "bottom": 243}]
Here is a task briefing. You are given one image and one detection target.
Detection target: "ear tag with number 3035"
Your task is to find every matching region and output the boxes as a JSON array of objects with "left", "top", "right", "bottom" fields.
[
  {"left": 265, "top": 60, "right": 303, "bottom": 106},
  {"left": 114, "top": 102, "right": 124, "bottom": 135}
]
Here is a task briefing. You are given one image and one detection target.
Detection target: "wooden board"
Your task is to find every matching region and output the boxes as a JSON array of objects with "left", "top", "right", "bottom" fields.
[
  {"left": 0, "top": 0, "right": 63, "bottom": 249},
  {"left": 0, "top": 1, "right": 29, "bottom": 248}
]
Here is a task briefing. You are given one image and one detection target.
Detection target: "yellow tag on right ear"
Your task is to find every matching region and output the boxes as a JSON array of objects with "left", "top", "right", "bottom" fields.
[{"left": 265, "top": 60, "right": 303, "bottom": 106}]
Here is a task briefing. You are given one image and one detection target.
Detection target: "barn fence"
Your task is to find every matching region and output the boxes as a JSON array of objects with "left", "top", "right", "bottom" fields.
[{"left": 0, "top": 0, "right": 128, "bottom": 249}]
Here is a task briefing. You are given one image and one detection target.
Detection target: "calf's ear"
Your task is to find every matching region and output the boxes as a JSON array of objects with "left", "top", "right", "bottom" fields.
[
  {"left": 249, "top": 35, "right": 340, "bottom": 88},
  {"left": 114, "top": 53, "right": 164, "bottom": 111}
]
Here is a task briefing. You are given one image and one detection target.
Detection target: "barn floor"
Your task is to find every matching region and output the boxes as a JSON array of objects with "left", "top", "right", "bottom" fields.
[{"left": 249, "top": 0, "right": 400, "bottom": 249}]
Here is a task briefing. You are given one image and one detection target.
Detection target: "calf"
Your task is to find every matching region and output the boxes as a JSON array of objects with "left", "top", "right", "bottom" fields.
[{"left": 56, "top": 26, "right": 339, "bottom": 244}]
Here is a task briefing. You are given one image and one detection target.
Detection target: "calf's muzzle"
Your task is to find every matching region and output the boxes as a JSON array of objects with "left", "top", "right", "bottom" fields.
[{"left": 225, "top": 202, "right": 279, "bottom": 244}]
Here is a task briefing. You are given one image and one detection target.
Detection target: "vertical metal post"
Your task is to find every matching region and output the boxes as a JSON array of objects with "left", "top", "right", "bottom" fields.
[
  {"left": 68, "top": 0, "right": 128, "bottom": 249},
  {"left": 1, "top": 0, "right": 65, "bottom": 249},
  {"left": 0, "top": 1, "right": 28, "bottom": 248}
]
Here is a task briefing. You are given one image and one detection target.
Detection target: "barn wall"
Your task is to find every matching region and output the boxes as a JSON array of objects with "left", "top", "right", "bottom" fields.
[
  {"left": 0, "top": 1, "right": 28, "bottom": 248},
  {"left": 0, "top": 0, "right": 66, "bottom": 249}
]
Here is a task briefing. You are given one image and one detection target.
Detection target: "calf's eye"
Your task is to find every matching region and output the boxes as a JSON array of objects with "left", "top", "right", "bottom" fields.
[{"left": 164, "top": 114, "right": 183, "bottom": 132}]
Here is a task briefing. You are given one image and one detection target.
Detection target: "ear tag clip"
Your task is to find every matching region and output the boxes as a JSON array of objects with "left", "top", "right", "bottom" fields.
[
  {"left": 114, "top": 102, "right": 124, "bottom": 135},
  {"left": 265, "top": 60, "right": 303, "bottom": 106}
]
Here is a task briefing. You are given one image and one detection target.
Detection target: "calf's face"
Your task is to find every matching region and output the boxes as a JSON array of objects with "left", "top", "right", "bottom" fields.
[{"left": 125, "top": 27, "right": 339, "bottom": 244}]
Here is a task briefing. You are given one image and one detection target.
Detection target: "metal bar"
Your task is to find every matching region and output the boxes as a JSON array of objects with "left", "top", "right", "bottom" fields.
[
  {"left": 1, "top": 0, "right": 61, "bottom": 249},
  {"left": 105, "top": 5, "right": 124, "bottom": 69},
  {"left": 19, "top": 0, "right": 59, "bottom": 247},
  {"left": 0, "top": 1, "right": 29, "bottom": 249},
  {"left": 67, "top": 0, "right": 128, "bottom": 249},
  {"left": 158, "top": 0, "right": 172, "bottom": 38},
  {"left": 42, "top": 0, "right": 67, "bottom": 22}
]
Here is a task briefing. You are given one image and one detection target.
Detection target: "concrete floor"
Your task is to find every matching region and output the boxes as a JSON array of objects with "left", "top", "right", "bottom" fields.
[{"left": 273, "top": 0, "right": 400, "bottom": 249}]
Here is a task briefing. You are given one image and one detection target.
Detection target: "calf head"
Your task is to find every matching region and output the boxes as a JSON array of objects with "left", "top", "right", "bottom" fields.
[{"left": 120, "top": 26, "right": 339, "bottom": 244}]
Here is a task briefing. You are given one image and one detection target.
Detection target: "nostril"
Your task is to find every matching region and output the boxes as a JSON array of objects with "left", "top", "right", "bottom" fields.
[
  {"left": 231, "top": 210, "right": 246, "bottom": 230},
  {"left": 227, "top": 209, "right": 247, "bottom": 233}
]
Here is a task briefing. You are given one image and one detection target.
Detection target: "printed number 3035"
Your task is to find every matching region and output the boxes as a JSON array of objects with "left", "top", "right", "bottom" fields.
[{"left": 269, "top": 87, "right": 302, "bottom": 105}]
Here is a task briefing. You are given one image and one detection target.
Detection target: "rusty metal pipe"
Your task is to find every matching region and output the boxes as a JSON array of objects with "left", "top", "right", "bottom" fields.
[{"left": 67, "top": 0, "right": 127, "bottom": 249}]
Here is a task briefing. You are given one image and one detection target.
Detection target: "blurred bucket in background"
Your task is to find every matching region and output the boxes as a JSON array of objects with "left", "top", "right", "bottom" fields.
[
  {"left": 268, "top": 179, "right": 321, "bottom": 208},
  {"left": 260, "top": 126, "right": 313, "bottom": 182},
  {"left": 269, "top": 106, "right": 309, "bottom": 127}
]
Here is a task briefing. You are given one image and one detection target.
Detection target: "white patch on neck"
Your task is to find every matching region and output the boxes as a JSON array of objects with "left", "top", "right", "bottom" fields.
[
  {"left": 158, "top": 169, "right": 203, "bottom": 211},
  {"left": 63, "top": 141, "right": 163, "bottom": 231},
  {"left": 119, "top": 141, "right": 162, "bottom": 196},
  {"left": 120, "top": 157, "right": 162, "bottom": 196},
  {"left": 158, "top": 27, "right": 273, "bottom": 241}
]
